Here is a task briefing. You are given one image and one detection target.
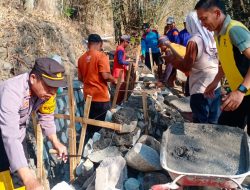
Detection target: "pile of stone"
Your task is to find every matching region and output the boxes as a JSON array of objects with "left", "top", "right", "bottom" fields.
[
  {"left": 25, "top": 65, "right": 191, "bottom": 189},
  {"left": 64, "top": 66, "right": 187, "bottom": 190}
]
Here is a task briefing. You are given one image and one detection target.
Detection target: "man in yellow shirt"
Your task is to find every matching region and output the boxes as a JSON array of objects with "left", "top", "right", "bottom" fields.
[{"left": 195, "top": 0, "right": 250, "bottom": 135}]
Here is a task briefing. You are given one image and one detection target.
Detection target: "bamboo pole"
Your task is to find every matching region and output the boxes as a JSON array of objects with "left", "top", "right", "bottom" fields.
[
  {"left": 135, "top": 46, "right": 141, "bottom": 82},
  {"left": 32, "top": 112, "right": 37, "bottom": 139},
  {"left": 112, "top": 70, "right": 123, "bottom": 109},
  {"left": 124, "top": 63, "right": 132, "bottom": 101},
  {"left": 36, "top": 124, "right": 43, "bottom": 182},
  {"left": 54, "top": 114, "right": 122, "bottom": 131},
  {"left": 68, "top": 128, "right": 75, "bottom": 181},
  {"left": 77, "top": 95, "right": 92, "bottom": 164},
  {"left": 67, "top": 74, "right": 76, "bottom": 181},
  {"left": 135, "top": 46, "right": 141, "bottom": 72},
  {"left": 149, "top": 48, "right": 154, "bottom": 74}
]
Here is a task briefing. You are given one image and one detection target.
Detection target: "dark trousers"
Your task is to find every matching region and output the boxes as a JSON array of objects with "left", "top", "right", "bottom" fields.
[
  {"left": 0, "top": 130, "right": 10, "bottom": 172},
  {"left": 86, "top": 101, "right": 111, "bottom": 139},
  {"left": 184, "top": 77, "right": 190, "bottom": 97},
  {"left": 190, "top": 88, "right": 221, "bottom": 124},
  {"left": 218, "top": 94, "right": 250, "bottom": 135},
  {"left": 145, "top": 52, "right": 163, "bottom": 70}
]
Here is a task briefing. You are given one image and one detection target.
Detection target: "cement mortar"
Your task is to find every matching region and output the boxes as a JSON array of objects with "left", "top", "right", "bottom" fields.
[{"left": 165, "top": 123, "right": 247, "bottom": 175}]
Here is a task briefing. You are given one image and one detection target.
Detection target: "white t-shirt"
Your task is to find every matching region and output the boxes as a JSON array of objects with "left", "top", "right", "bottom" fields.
[{"left": 189, "top": 35, "right": 220, "bottom": 95}]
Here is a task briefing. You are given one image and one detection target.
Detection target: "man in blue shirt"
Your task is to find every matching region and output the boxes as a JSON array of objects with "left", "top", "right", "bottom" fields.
[
  {"left": 141, "top": 23, "right": 163, "bottom": 80},
  {"left": 165, "top": 17, "right": 180, "bottom": 44},
  {"left": 179, "top": 19, "right": 191, "bottom": 47}
]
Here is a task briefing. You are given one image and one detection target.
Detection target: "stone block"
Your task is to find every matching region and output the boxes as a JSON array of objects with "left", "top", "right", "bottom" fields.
[{"left": 125, "top": 143, "right": 161, "bottom": 172}]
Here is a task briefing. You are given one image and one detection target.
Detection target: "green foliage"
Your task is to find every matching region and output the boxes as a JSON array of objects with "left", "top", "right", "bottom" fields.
[
  {"left": 224, "top": 0, "right": 250, "bottom": 28},
  {"left": 64, "top": 7, "right": 75, "bottom": 18}
]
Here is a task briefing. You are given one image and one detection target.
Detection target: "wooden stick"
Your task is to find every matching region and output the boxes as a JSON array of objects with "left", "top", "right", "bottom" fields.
[
  {"left": 149, "top": 48, "right": 154, "bottom": 74},
  {"left": 36, "top": 124, "right": 43, "bottom": 183},
  {"left": 124, "top": 63, "right": 132, "bottom": 101},
  {"left": 135, "top": 46, "right": 141, "bottom": 82},
  {"left": 32, "top": 112, "right": 37, "bottom": 139},
  {"left": 112, "top": 70, "right": 123, "bottom": 109},
  {"left": 54, "top": 114, "right": 122, "bottom": 131},
  {"left": 67, "top": 74, "right": 77, "bottom": 180},
  {"left": 77, "top": 95, "right": 92, "bottom": 164},
  {"left": 68, "top": 128, "right": 75, "bottom": 181},
  {"left": 142, "top": 92, "right": 149, "bottom": 134},
  {"left": 49, "top": 149, "right": 81, "bottom": 157}
]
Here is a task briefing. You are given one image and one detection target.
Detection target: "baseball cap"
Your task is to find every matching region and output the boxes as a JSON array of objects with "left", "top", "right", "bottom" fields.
[
  {"left": 166, "top": 17, "right": 175, "bottom": 24},
  {"left": 121, "top": 35, "right": 131, "bottom": 42},
  {"left": 33, "top": 58, "right": 67, "bottom": 88},
  {"left": 88, "top": 34, "right": 103, "bottom": 43}
]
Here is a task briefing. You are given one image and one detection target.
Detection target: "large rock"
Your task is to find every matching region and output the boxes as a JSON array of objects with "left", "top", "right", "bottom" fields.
[
  {"left": 112, "top": 107, "right": 138, "bottom": 134},
  {"left": 125, "top": 143, "right": 162, "bottom": 172},
  {"left": 94, "top": 127, "right": 141, "bottom": 149},
  {"left": 95, "top": 156, "right": 127, "bottom": 190},
  {"left": 137, "top": 135, "right": 161, "bottom": 154},
  {"left": 88, "top": 146, "right": 121, "bottom": 163}
]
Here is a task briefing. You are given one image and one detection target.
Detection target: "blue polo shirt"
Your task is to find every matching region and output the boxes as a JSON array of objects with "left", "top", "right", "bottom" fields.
[{"left": 141, "top": 30, "right": 160, "bottom": 56}]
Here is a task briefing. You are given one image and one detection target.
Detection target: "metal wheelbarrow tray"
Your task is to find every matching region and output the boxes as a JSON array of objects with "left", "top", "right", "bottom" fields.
[{"left": 156, "top": 123, "right": 250, "bottom": 189}]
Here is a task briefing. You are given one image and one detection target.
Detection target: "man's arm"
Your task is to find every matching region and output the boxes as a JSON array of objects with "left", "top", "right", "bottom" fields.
[
  {"left": 165, "top": 41, "right": 197, "bottom": 73},
  {"left": 229, "top": 26, "right": 250, "bottom": 89},
  {"left": 18, "top": 168, "right": 43, "bottom": 190},
  {"left": 204, "top": 64, "right": 224, "bottom": 98},
  {"left": 99, "top": 53, "right": 117, "bottom": 84},
  {"left": 101, "top": 72, "right": 117, "bottom": 84},
  {"left": 240, "top": 48, "right": 250, "bottom": 90},
  {"left": 221, "top": 27, "right": 250, "bottom": 111},
  {"left": 38, "top": 97, "right": 68, "bottom": 162},
  {"left": 243, "top": 47, "right": 250, "bottom": 60},
  {"left": 117, "top": 50, "right": 129, "bottom": 65},
  {"left": 38, "top": 112, "right": 68, "bottom": 161},
  {"left": 78, "top": 59, "right": 83, "bottom": 82}
]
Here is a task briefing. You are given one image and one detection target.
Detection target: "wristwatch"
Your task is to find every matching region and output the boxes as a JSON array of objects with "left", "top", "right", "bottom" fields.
[{"left": 237, "top": 84, "right": 248, "bottom": 93}]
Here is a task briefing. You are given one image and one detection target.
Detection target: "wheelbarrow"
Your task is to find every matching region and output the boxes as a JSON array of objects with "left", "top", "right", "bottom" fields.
[{"left": 151, "top": 123, "right": 250, "bottom": 190}]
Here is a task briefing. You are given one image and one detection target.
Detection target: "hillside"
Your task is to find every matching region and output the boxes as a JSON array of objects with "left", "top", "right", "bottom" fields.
[{"left": 0, "top": 0, "right": 198, "bottom": 81}]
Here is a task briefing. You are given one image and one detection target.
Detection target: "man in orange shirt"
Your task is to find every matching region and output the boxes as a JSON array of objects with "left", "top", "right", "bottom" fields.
[{"left": 78, "top": 34, "right": 116, "bottom": 135}]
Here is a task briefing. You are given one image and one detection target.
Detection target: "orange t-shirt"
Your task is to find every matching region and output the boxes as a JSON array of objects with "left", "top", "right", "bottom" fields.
[{"left": 78, "top": 49, "right": 110, "bottom": 102}]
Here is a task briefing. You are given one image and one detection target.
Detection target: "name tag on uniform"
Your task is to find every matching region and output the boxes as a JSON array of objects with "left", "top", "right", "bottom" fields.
[{"left": 19, "top": 92, "right": 31, "bottom": 116}]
